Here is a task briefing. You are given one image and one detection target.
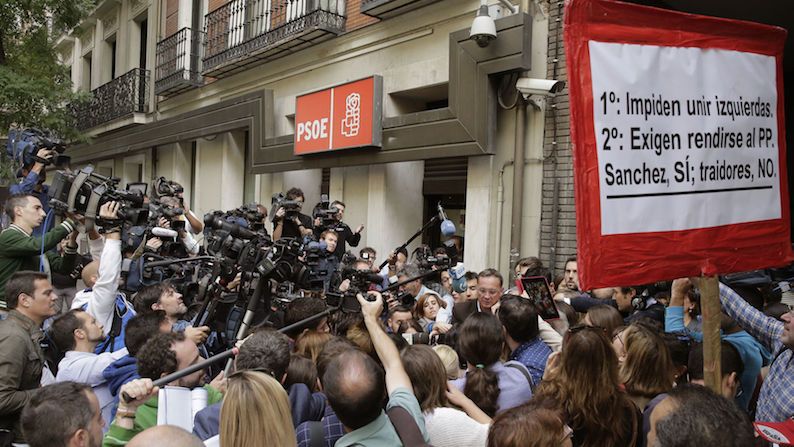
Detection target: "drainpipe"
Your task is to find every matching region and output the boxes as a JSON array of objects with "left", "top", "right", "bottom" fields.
[
  {"left": 509, "top": 97, "right": 527, "bottom": 275},
  {"left": 495, "top": 159, "right": 514, "bottom": 271}
]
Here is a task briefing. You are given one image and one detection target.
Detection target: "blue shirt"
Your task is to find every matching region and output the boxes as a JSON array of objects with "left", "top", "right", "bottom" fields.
[
  {"left": 509, "top": 338, "right": 552, "bottom": 386},
  {"left": 720, "top": 283, "right": 794, "bottom": 421}
]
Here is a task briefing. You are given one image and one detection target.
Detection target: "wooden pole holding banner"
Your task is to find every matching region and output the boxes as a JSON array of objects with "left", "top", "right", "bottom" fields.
[{"left": 699, "top": 275, "right": 722, "bottom": 395}]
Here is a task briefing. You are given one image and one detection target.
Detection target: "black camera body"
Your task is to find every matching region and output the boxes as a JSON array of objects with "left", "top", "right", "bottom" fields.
[
  {"left": 153, "top": 176, "right": 184, "bottom": 198},
  {"left": 270, "top": 193, "right": 302, "bottom": 222},
  {"left": 6, "top": 128, "right": 68, "bottom": 168},
  {"left": 49, "top": 167, "right": 149, "bottom": 226}
]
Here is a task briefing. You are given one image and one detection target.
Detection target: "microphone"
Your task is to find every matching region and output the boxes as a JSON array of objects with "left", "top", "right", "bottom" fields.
[
  {"left": 437, "top": 203, "right": 456, "bottom": 237},
  {"left": 151, "top": 227, "right": 179, "bottom": 239}
]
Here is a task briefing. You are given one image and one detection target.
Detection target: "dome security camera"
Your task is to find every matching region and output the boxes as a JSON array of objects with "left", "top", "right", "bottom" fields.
[
  {"left": 515, "top": 78, "right": 566, "bottom": 99},
  {"left": 470, "top": 4, "right": 497, "bottom": 48}
]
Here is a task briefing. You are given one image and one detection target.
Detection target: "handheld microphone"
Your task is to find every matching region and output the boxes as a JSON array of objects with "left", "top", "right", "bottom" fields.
[
  {"left": 151, "top": 227, "right": 179, "bottom": 239},
  {"left": 437, "top": 203, "right": 456, "bottom": 237}
]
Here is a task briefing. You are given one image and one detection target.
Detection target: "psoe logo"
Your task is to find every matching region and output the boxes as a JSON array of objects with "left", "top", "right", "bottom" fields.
[{"left": 341, "top": 93, "right": 361, "bottom": 137}]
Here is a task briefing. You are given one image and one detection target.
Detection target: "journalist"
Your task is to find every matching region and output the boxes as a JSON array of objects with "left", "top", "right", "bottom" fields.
[
  {"left": 0, "top": 271, "right": 59, "bottom": 444},
  {"left": 71, "top": 201, "right": 137, "bottom": 353},
  {"left": 0, "top": 194, "right": 78, "bottom": 311},
  {"left": 273, "top": 187, "right": 314, "bottom": 240},
  {"left": 315, "top": 201, "right": 363, "bottom": 259},
  {"left": 9, "top": 147, "right": 56, "bottom": 236}
]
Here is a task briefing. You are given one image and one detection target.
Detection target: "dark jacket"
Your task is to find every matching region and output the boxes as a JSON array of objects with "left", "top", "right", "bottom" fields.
[
  {"left": 452, "top": 300, "right": 480, "bottom": 326},
  {"left": 0, "top": 311, "right": 46, "bottom": 442},
  {"left": 0, "top": 220, "right": 76, "bottom": 308},
  {"left": 192, "top": 383, "right": 326, "bottom": 440}
]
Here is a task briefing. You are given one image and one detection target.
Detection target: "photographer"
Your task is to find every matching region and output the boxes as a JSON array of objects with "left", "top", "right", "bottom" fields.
[
  {"left": 156, "top": 196, "right": 200, "bottom": 256},
  {"left": 71, "top": 202, "right": 137, "bottom": 353},
  {"left": 273, "top": 188, "right": 313, "bottom": 240},
  {"left": 315, "top": 201, "right": 363, "bottom": 259},
  {"left": 0, "top": 194, "right": 79, "bottom": 311},
  {"left": 8, "top": 148, "right": 57, "bottom": 237},
  {"left": 314, "top": 230, "right": 340, "bottom": 292}
]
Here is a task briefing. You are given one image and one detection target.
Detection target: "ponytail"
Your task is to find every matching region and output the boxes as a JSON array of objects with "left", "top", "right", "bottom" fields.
[
  {"left": 458, "top": 313, "right": 505, "bottom": 417},
  {"left": 463, "top": 365, "right": 500, "bottom": 416}
]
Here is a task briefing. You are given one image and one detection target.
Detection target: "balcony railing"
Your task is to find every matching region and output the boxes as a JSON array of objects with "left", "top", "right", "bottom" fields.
[
  {"left": 155, "top": 27, "right": 205, "bottom": 97},
  {"left": 203, "top": 0, "right": 346, "bottom": 78},
  {"left": 72, "top": 68, "right": 150, "bottom": 131},
  {"left": 360, "top": 0, "right": 438, "bottom": 19}
]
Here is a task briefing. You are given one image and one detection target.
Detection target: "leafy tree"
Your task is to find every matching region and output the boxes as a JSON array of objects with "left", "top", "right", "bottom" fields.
[{"left": 0, "top": 0, "right": 94, "bottom": 185}]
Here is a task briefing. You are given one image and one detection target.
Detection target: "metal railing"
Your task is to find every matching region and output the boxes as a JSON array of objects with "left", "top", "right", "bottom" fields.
[
  {"left": 72, "top": 68, "right": 150, "bottom": 131},
  {"left": 155, "top": 27, "right": 204, "bottom": 96},
  {"left": 203, "top": 0, "right": 346, "bottom": 74}
]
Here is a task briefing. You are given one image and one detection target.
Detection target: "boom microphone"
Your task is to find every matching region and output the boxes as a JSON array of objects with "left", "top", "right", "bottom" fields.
[
  {"left": 151, "top": 227, "right": 179, "bottom": 239},
  {"left": 437, "top": 203, "right": 456, "bottom": 237}
]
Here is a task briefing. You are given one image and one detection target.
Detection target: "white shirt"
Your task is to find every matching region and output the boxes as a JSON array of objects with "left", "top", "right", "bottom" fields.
[
  {"left": 56, "top": 348, "right": 129, "bottom": 431},
  {"left": 423, "top": 407, "right": 489, "bottom": 447},
  {"left": 72, "top": 239, "right": 135, "bottom": 335}
]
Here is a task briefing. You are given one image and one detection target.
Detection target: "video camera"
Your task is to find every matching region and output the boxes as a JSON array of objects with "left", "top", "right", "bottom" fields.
[
  {"left": 312, "top": 194, "right": 341, "bottom": 231},
  {"left": 326, "top": 267, "right": 390, "bottom": 313},
  {"left": 6, "top": 128, "right": 68, "bottom": 169},
  {"left": 49, "top": 167, "right": 149, "bottom": 227},
  {"left": 270, "top": 192, "right": 303, "bottom": 222},
  {"left": 153, "top": 176, "right": 184, "bottom": 198}
]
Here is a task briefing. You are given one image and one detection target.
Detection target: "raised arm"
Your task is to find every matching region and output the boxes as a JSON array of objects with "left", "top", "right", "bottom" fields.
[
  {"left": 718, "top": 282, "right": 783, "bottom": 353},
  {"left": 358, "top": 292, "right": 412, "bottom": 394}
]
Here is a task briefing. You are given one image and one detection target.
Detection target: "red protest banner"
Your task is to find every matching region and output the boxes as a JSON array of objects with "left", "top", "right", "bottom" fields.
[{"left": 564, "top": 0, "right": 792, "bottom": 290}]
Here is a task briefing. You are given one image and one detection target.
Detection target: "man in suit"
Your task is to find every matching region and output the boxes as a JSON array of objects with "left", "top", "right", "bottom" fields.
[{"left": 452, "top": 268, "right": 503, "bottom": 326}]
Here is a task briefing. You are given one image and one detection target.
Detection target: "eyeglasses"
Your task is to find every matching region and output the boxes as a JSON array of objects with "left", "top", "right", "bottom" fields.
[{"left": 477, "top": 288, "right": 501, "bottom": 295}]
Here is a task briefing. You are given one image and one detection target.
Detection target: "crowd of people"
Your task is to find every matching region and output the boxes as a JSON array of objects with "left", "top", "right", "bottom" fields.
[{"left": 0, "top": 171, "right": 792, "bottom": 447}]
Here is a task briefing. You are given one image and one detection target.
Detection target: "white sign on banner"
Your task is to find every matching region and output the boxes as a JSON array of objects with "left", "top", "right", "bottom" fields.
[{"left": 589, "top": 41, "right": 781, "bottom": 235}]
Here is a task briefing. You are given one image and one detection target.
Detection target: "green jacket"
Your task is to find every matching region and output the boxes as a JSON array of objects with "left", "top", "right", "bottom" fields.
[
  {"left": 103, "top": 385, "right": 223, "bottom": 446},
  {"left": 0, "top": 220, "right": 76, "bottom": 309}
]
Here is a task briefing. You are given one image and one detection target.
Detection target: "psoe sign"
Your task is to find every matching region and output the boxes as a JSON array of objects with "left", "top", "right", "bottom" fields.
[{"left": 294, "top": 76, "right": 383, "bottom": 155}]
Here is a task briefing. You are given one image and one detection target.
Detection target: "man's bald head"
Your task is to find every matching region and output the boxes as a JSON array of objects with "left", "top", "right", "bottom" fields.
[
  {"left": 128, "top": 425, "right": 203, "bottom": 447},
  {"left": 81, "top": 261, "right": 99, "bottom": 289},
  {"left": 323, "top": 349, "right": 385, "bottom": 430}
]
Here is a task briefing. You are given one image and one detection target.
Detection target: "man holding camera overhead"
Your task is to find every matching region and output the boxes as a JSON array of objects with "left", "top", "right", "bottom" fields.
[
  {"left": 0, "top": 194, "right": 79, "bottom": 311},
  {"left": 272, "top": 187, "right": 314, "bottom": 240}
]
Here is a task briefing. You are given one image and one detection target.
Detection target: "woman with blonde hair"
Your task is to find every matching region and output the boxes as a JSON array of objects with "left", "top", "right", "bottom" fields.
[
  {"left": 619, "top": 323, "right": 675, "bottom": 410},
  {"left": 535, "top": 326, "right": 640, "bottom": 447},
  {"left": 216, "top": 370, "right": 296, "bottom": 447},
  {"left": 433, "top": 344, "right": 462, "bottom": 380}
]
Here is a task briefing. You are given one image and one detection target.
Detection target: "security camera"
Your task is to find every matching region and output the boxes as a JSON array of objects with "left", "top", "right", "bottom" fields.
[
  {"left": 515, "top": 78, "right": 566, "bottom": 99},
  {"left": 470, "top": 4, "right": 496, "bottom": 48}
]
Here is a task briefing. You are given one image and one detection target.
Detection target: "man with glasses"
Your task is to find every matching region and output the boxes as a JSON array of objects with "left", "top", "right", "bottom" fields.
[{"left": 452, "top": 269, "right": 503, "bottom": 325}]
